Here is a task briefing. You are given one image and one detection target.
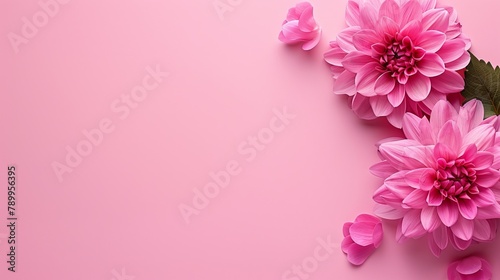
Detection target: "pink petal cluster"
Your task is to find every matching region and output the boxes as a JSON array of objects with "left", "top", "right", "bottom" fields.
[
  {"left": 342, "top": 214, "right": 383, "bottom": 265},
  {"left": 279, "top": 2, "right": 322, "bottom": 51},
  {"left": 448, "top": 256, "right": 492, "bottom": 280},
  {"left": 371, "top": 100, "right": 500, "bottom": 256},
  {"left": 324, "top": 0, "right": 470, "bottom": 127}
]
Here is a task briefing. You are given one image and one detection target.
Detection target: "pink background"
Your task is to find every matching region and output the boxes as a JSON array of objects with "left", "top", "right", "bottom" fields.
[{"left": 2, "top": 0, "right": 500, "bottom": 279}]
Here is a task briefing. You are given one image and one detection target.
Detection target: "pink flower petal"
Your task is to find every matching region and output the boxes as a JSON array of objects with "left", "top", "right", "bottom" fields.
[
  {"left": 437, "top": 40, "right": 467, "bottom": 63},
  {"left": 462, "top": 125, "right": 495, "bottom": 153},
  {"left": 471, "top": 188, "right": 497, "bottom": 207},
  {"left": 472, "top": 219, "right": 493, "bottom": 241},
  {"left": 379, "top": 139, "right": 427, "bottom": 169},
  {"left": 359, "top": 3, "right": 378, "bottom": 29},
  {"left": 490, "top": 146, "right": 500, "bottom": 169},
  {"left": 428, "top": 235, "right": 442, "bottom": 257},
  {"left": 431, "top": 70, "right": 465, "bottom": 93},
  {"left": 324, "top": 45, "right": 347, "bottom": 66},
  {"left": 341, "top": 235, "right": 354, "bottom": 254},
  {"left": 374, "top": 204, "right": 406, "bottom": 220},
  {"left": 457, "top": 99, "right": 485, "bottom": 136},
  {"left": 280, "top": 21, "right": 304, "bottom": 42},
  {"left": 421, "top": 90, "right": 446, "bottom": 115},
  {"left": 378, "top": 0, "right": 401, "bottom": 22},
  {"left": 472, "top": 152, "right": 494, "bottom": 170},
  {"left": 346, "top": 1, "right": 361, "bottom": 27},
  {"left": 430, "top": 100, "right": 458, "bottom": 138},
  {"left": 372, "top": 223, "right": 383, "bottom": 248},
  {"left": 432, "top": 225, "right": 448, "bottom": 249},
  {"left": 353, "top": 29, "right": 379, "bottom": 52},
  {"left": 421, "top": 9, "right": 450, "bottom": 32},
  {"left": 374, "top": 72, "right": 396, "bottom": 95},
  {"left": 371, "top": 43, "right": 387, "bottom": 56},
  {"left": 370, "top": 95, "right": 394, "bottom": 116},
  {"left": 370, "top": 161, "right": 398, "bottom": 178},
  {"left": 343, "top": 51, "right": 376, "bottom": 72},
  {"left": 373, "top": 185, "right": 403, "bottom": 205},
  {"left": 387, "top": 84, "right": 405, "bottom": 107},
  {"left": 330, "top": 65, "right": 345, "bottom": 77},
  {"left": 405, "top": 146, "right": 436, "bottom": 168},
  {"left": 437, "top": 200, "right": 459, "bottom": 227},
  {"left": 463, "top": 124, "right": 495, "bottom": 151},
  {"left": 451, "top": 217, "right": 474, "bottom": 241},
  {"left": 385, "top": 180, "right": 415, "bottom": 200},
  {"left": 376, "top": 16, "right": 399, "bottom": 36},
  {"left": 402, "top": 113, "right": 422, "bottom": 141},
  {"left": 387, "top": 102, "right": 406, "bottom": 128},
  {"left": 402, "top": 189, "right": 428, "bottom": 208},
  {"left": 351, "top": 94, "right": 377, "bottom": 120},
  {"left": 332, "top": 71, "right": 357, "bottom": 96},
  {"left": 399, "top": 21, "right": 422, "bottom": 41},
  {"left": 402, "top": 113, "right": 435, "bottom": 145},
  {"left": 286, "top": 2, "right": 310, "bottom": 21},
  {"left": 400, "top": 0, "right": 423, "bottom": 26},
  {"left": 404, "top": 168, "right": 435, "bottom": 190},
  {"left": 476, "top": 203, "right": 500, "bottom": 220},
  {"left": 416, "top": 30, "right": 446, "bottom": 52},
  {"left": 451, "top": 234, "right": 472, "bottom": 250},
  {"left": 427, "top": 187, "right": 444, "bottom": 207},
  {"left": 344, "top": 242, "right": 377, "bottom": 266},
  {"left": 343, "top": 222, "right": 353, "bottom": 238},
  {"left": 418, "top": 52, "right": 445, "bottom": 77},
  {"left": 434, "top": 142, "right": 457, "bottom": 162},
  {"left": 455, "top": 256, "right": 483, "bottom": 275},
  {"left": 475, "top": 169, "right": 500, "bottom": 188},
  {"left": 446, "top": 52, "right": 471, "bottom": 71},
  {"left": 336, "top": 26, "right": 361, "bottom": 52},
  {"left": 355, "top": 213, "right": 382, "bottom": 224},
  {"left": 421, "top": 206, "right": 441, "bottom": 231},
  {"left": 395, "top": 222, "right": 406, "bottom": 242},
  {"left": 417, "top": 117, "right": 435, "bottom": 145},
  {"left": 405, "top": 73, "right": 431, "bottom": 101},
  {"left": 298, "top": 6, "right": 317, "bottom": 32},
  {"left": 355, "top": 63, "right": 382, "bottom": 96},
  {"left": 458, "top": 198, "right": 478, "bottom": 220},
  {"left": 349, "top": 223, "right": 378, "bottom": 246},
  {"left": 302, "top": 32, "right": 321, "bottom": 51},
  {"left": 420, "top": 0, "right": 437, "bottom": 11},
  {"left": 437, "top": 120, "right": 461, "bottom": 154},
  {"left": 401, "top": 210, "right": 426, "bottom": 238},
  {"left": 460, "top": 146, "right": 478, "bottom": 165}
]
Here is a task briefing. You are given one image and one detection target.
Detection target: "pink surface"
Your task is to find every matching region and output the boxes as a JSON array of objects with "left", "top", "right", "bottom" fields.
[{"left": 1, "top": 0, "right": 500, "bottom": 279}]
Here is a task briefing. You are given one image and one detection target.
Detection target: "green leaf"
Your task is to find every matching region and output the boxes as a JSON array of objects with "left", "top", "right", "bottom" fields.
[{"left": 462, "top": 52, "right": 500, "bottom": 117}]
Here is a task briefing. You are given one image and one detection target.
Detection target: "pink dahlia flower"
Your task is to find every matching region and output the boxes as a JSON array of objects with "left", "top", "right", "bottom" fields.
[
  {"left": 448, "top": 256, "right": 492, "bottom": 280},
  {"left": 342, "top": 214, "right": 383, "bottom": 265},
  {"left": 279, "top": 2, "right": 322, "bottom": 51},
  {"left": 324, "top": 0, "right": 470, "bottom": 127},
  {"left": 371, "top": 100, "right": 500, "bottom": 256}
]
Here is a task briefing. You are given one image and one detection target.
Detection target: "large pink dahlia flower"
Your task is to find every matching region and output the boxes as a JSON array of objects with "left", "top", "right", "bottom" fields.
[
  {"left": 324, "top": 0, "right": 470, "bottom": 128},
  {"left": 371, "top": 100, "right": 500, "bottom": 256}
]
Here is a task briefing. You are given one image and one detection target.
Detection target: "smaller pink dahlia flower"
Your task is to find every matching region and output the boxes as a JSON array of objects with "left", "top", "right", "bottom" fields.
[
  {"left": 342, "top": 214, "right": 383, "bottom": 265},
  {"left": 279, "top": 2, "right": 322, "bottom": 51},
  {"left": 372, "top": 100, "right": 500, "bottom": 256},
  {"left": 324, "top": 0, "right": 470, "bottom": 127},
  {"left": 448, "top": 256, "right": 492, "bottom": 280}
]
